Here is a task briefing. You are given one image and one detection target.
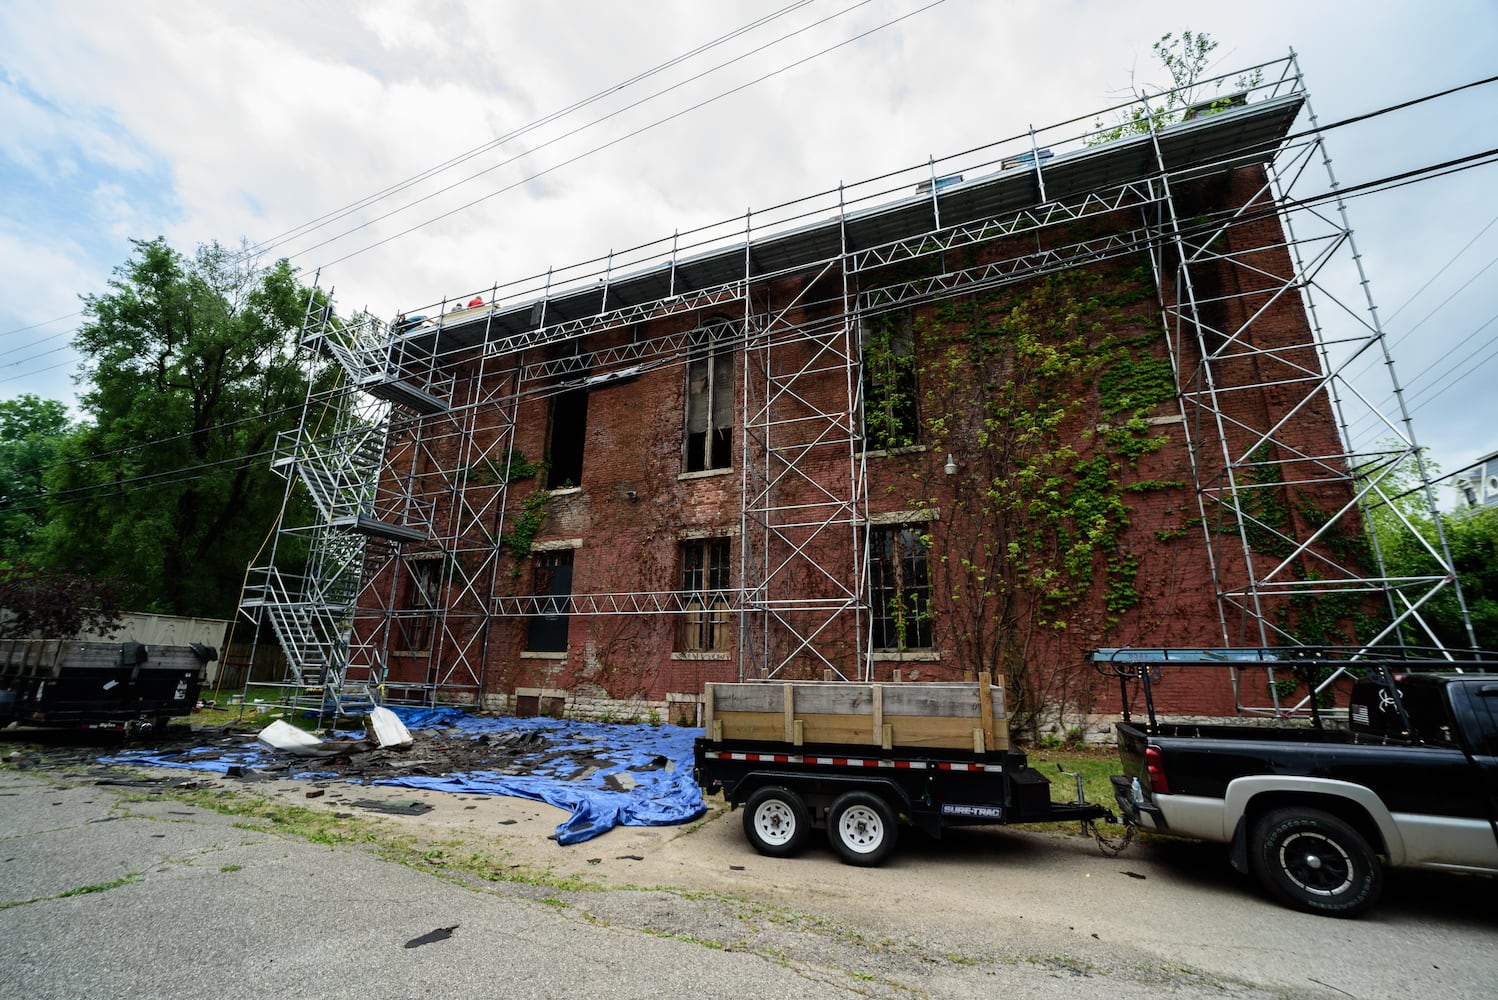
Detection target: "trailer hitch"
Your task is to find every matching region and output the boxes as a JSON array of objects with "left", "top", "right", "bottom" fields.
[{"left": 1055, "top": 763, "right": 1136, "bottom": 857}]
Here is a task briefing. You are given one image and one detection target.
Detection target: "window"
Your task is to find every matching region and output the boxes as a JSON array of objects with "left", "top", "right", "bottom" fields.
[
  {"left": 869, "top": 524, "right": 932, "bottom": 650},
  {"left": 546, "top": 387, "right": 588, "bottom": 489},
  {"left": 526, "top": 550, "right": 573, "bottom": 652},
  {"left": 679, "top": 538, "right": 731, "bottom": 652},
  {"left": 861, "top": 311, "right": 919, "bottom": 451},
  {"left": 402, "top": 557, "right": 440, "bottom": 652},
  {"left": 685, "top": 322, "right": 734, "bottom": 472}
]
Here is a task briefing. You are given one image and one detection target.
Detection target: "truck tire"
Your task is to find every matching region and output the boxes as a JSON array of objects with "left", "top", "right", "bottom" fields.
[
  {"left": 1250, "top": 807, "right": 1383, "bottom": 917},
  {"left": 743, "top": 786, "right": 811, "bottom": 858},
  {"left": 827, "top": 791, "right": 897, "bottom": 866}
]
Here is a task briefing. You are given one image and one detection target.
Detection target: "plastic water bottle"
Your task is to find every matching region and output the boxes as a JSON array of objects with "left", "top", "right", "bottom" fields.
[{"left": 1130, "top": 776, "right": 1143, "bottom": 804}]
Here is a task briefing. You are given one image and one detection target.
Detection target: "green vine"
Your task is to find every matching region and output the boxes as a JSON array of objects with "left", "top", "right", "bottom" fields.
[
  {"left": 914, "top": 262, "right": 1181, "bottom": 649},
  {"left": 499, "top": 489, "right": 549, "bottom": 569},
  {"left": 861, "top": 312, "right": 920, "bottom": 451},
  {"left": 898, "top": 259, "right": 1193, "bottom": 737},
  {"left": 462, "top": 449, "right": 546, "bottom": 487}
]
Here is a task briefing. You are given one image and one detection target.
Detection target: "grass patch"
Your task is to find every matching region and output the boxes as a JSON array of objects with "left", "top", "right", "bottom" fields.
[
  {"left": 59, "top": 873, "right": 141, "bottom": 897},
  {"left": 147, "top": 786, "right": 602, "bottom": 894},
  {"left": 1017, "top": 746, "right": 1118, "bottom": 813},
  {"left": 162, "top": 787, "right": 383, "bottom": 847}
]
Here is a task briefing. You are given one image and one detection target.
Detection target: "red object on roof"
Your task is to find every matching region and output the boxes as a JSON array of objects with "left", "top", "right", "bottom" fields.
[{"left": 468, "top": 296, "right": 484, "bottom": 308}]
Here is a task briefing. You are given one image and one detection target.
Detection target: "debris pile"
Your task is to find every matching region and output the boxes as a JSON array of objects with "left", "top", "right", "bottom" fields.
[{"left": 85, "top": 710, "right": 706, "bottom": 844}]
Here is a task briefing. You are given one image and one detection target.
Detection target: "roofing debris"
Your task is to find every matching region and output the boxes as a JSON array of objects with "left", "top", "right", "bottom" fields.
[{"left": 70, "top": 709, "right": 707, "bottom": 844}]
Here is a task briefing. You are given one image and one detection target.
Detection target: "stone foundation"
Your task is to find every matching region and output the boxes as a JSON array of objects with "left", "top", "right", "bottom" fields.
[{"left": 481, "top": 689, "right": 705, "bottom": 727}]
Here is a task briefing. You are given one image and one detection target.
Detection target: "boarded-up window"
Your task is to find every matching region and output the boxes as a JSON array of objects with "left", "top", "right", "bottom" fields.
[
  {"left": 527, "top": 550, "right": 573, "bottom": 653},
  {"left": 402, "top": 557, "right": 440, "bottom": 653}
]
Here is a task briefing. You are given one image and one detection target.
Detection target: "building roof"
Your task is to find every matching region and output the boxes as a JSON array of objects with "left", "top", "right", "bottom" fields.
[{"left": 399, "top": 90, "right": 1305, "bottom": 362}]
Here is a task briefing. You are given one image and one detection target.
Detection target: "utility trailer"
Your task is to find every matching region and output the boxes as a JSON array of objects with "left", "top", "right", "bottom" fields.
[
  {"left": 693, "top": 674, "right": 1109, "bottom": 865},
  {"left": 0, "top": 639, "right": 216, "bottom": 735}
]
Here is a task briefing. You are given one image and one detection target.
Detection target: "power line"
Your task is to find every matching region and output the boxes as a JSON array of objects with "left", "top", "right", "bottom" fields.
[
  {"left": 0, "top": 312, "right": 81, "bottom": 342},
  {"left": 48, "top": 132, "right": 1498, "bottom": 489},
  {"left": 0, "top": 3, "right": 834, "bottom": 373},
  {"left": 248, "top": 1, "right": 824, "bottom": 257},
  {"left": 294, "top": 0, "right": 905, "bottom": 267},
  {"left": 1344, "top": 245, "right": 1498, "bottom": 385},
  {"left": 14, "top": 65, "right": 1498, "bottom": 495},
  {"left": 1383, "top": 212, "right": 1498, "bottom": 325},
  {"left": 1398, "top": 315, "right": 1498, "bottom": 417},
  {"left": 0, "top": 355, "right": 78, "bottom": 386}
]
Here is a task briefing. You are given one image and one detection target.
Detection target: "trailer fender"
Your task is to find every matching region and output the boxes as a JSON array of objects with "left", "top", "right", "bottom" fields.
[{"left": 1223, "top": 775, "right": 1405, "bottom": 866}]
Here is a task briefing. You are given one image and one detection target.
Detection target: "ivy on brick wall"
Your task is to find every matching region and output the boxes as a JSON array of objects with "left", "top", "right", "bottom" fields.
[
  {"left": 494, "top": 450, "right": 549, "bottom": 569},
  {"left": 896, "top": 260, "right": 1181, "bottom": 737},
  {"left": 499, "top": 489, "right": 549, "bottom": 567}
]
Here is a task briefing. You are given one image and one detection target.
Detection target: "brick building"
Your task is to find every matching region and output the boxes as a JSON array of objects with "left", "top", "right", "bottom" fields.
[{"left": 246, "top": 58, "right": 1451, "bottom": 732}]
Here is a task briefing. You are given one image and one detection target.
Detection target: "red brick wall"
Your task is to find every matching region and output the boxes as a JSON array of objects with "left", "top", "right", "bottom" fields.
[{"left": 362, "top": 164, "right": 1362, "bottom": 724}]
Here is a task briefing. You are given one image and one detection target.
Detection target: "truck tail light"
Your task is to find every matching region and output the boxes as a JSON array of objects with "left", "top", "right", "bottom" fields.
[{"left": 1145, "top": 746, "right": 1170, "bottom": 795}]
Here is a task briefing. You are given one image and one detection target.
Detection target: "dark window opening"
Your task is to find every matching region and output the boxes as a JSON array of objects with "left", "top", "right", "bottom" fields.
[
  {"left": 679, "top": 538, "right": 731, "bottom": 652},
  {"left": 546, "top": 388, "right": 588, "bottom": 489},
  {"left": 869, "top": 524, "right": 932, "bottom": 650},
  {"left": 861, "top": 311, "right": 920, "bottom": 451},
  {"left": 402, "top": 558, "right": 440, "bottom": 653},
  {"left": 686, "top": 324, "right": 734, "bottom": 472},
  {"left": 526, "top": 550, "right": 573, "bottom": 653}
]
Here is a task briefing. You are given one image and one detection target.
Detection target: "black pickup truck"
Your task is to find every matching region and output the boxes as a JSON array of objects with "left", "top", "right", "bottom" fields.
[{"left": 1094, "top": 648, "right": 1498, "bottom": 917}]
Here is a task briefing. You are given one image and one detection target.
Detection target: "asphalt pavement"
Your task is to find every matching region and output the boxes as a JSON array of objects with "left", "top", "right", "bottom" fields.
[
  {"left": 0, "top": 772, "right": 856, "bottom": 1000},
  {"left": 3, "top": 751, "right": 1495, "bottom": 1000}
]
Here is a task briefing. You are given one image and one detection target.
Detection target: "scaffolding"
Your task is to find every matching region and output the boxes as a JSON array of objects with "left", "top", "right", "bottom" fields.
[{"left": 239, "top": 53, "right": 1469, "bottom": 717}]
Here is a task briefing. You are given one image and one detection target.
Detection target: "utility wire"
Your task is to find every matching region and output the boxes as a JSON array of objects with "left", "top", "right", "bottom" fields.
[
  {"left": 1383, "top": 212, "right": 1498, "bottom": 326},
  {"left": 0, "top": 3, "right": 834, "bottom": 362},
  {"left": 13, "top": 68, "right": 1498, "bottom": 494},
  {"left": 30, "top": 135, "right": 1498, "bottom": 496},
  {"left": 248, "top": 1, "right": 823, "bottom": 256},
  {"left": 295, "top": 0, "right": 907, "bottom": 266},
  {"left": 0, "top": 314, "right": 80, "bottom": 343}
]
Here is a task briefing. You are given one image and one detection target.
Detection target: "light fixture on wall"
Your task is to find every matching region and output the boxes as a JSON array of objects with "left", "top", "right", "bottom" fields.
[{"left": 944, "top": 454, "right": 958, "bottom": 476}]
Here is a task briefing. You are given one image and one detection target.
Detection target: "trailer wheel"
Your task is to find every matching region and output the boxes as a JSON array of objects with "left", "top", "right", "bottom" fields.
[
  {"left": 743, "top": 786, "right": 811, "bottom": 857},
  {"left": 1250, "top": 807, "right": 1382, "bottom": 917},
  {"left": 827, "top": 791, "right": 897, "bottom": 866}
]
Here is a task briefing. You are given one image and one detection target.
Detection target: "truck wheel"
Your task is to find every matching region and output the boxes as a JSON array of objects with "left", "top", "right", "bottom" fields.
[
  {"left": 1250, "top": 807, "right": 1383, "bottom": 917},
  {"left": 827, "top": 791, "right": 897, "bottom": 866},
  {"left": 743, "top": 786, "right": 810, "bottom": 858}
]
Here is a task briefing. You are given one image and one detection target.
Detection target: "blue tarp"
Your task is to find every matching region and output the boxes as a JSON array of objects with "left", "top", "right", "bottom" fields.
[{"left": 101, "top": 713, "right": 706, "bottom": 845}]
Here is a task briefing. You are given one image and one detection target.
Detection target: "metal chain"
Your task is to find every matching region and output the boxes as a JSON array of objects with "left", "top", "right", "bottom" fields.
[{"left": 1089, "top": 819, "right": 1137, "bottom": 857}]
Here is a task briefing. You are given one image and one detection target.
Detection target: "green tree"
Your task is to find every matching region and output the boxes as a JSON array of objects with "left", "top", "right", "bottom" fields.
[
  {"left": 1090, "top": 31, "right": 1262, "bottom": 145},
  {"left": 40, "top": 238, "right": 330, "bottom": 618},
  {"left": 0, "top": 394, "right": 72, "bottom": 560},
  {"left": 0, "top": 559, "right": 130, "bottom": 639},
  {"left": 1360, "top": 451, "right": 1496, "bottom": 650}
]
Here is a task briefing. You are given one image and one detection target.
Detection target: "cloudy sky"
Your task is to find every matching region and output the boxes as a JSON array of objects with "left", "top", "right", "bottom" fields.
[{"left": 2, "top": 0, "right": 1495, "bottom": 493}]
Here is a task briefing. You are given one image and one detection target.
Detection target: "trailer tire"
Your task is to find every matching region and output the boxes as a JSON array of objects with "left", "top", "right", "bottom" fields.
[
  {"left": 743, "top": 786, "right": 811, "bottom": 857},
  {"left": 1250, "top": 807, "right": 1382, "bottom": 917},
  {"left": 827, "top": 791, "right": 897, "bottom": 866}
]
